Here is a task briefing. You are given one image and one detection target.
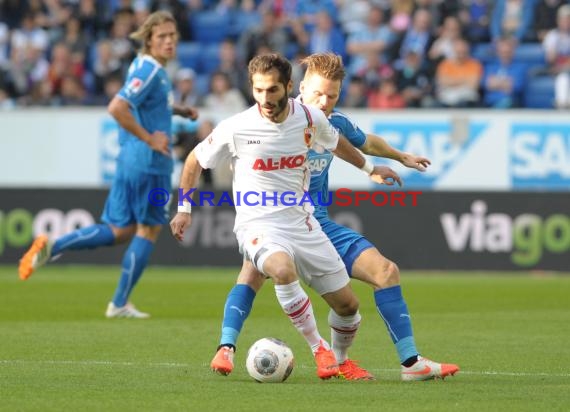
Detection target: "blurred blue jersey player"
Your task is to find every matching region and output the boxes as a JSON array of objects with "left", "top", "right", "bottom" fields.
[
  {"left": 211, "top": 53, "right": 459, "bottom": 381},
  {"left": 18, "top": 11, "right": 198, "bottom": 318}
]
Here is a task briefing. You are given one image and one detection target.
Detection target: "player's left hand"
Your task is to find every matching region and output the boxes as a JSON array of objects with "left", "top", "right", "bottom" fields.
[
  {"left": 178, "top": 106, "right": 199, "bottom": 121},
  {"left": 370, "top": 165, "right": 402, "bottom": 186},
  {"left": 401, "top": 153, "right": 431, "bottom": 172},
  {"left": 170, "top": 212, "right": 192, "bottom": 242}
]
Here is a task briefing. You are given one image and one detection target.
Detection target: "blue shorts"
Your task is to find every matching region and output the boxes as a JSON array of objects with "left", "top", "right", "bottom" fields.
[
  {"left": 101, "top": 166, "right": 170, "bottom": 227},
  {"left": 318, "top": 217, "right": 374, "bottom": 276}
]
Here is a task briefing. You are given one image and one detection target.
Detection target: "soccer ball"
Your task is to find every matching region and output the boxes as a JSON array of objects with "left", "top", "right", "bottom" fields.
[{"left": 246, "top": 337, "right": 294, "bottom": 383}]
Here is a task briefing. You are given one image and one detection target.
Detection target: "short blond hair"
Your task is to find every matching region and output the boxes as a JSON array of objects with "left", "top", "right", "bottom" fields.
[
  {"left": 130, "top": 11, "right": 177, "bottom": 55},
  {"left": 300, "top": 53, "right": 346, "bottom": 82}
]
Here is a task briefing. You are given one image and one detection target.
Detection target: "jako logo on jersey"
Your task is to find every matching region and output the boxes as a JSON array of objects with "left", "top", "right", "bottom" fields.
[
  {"left": 127, "top": 77, "right": 143, "bottom": 94},
  {"left": 252, "top": 155, "right": 306, "bottom": 171}
]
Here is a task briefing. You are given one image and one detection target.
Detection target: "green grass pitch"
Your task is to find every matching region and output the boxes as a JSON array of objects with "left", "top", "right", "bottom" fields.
[{"left": 1, "top": 265, "right": 569, "bottom": 411}]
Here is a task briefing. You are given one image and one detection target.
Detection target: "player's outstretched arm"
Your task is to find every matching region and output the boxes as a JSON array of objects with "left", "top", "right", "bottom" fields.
[
  {"left": 332, "top": 136, "right": 369, "bottom": 171},
  {"left": 170, "top": 150, "right": 203, "bottom": 242},
  {"left": 361, "top": 134, "right": 431, "bottom": 172}
]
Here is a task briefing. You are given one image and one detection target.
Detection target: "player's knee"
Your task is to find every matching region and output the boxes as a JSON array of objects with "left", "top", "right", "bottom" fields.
[
  {"left": 333, "top": 296, "right": 359, "bottom": 316},
  {"left": 370, "top": 259, "right": 400, "bottom": 289}
]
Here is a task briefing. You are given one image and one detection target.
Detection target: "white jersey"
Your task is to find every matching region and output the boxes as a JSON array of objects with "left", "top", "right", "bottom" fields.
[{"left": 194, "top": 98, "right": 339, "bottom": 232}]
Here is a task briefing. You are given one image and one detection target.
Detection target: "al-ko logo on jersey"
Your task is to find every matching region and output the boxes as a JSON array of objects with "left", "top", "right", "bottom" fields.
[{"left": 440, "top": 200, "right": 570, "bottom": 267}]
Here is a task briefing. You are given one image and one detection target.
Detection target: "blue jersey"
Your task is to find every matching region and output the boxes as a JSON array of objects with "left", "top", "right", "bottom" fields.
[
  {"left": 117, "top": 54, "right": 173, "bottom": 175},
  {"left": 308, "top": 110, "right": 367, "bottom": 219}
]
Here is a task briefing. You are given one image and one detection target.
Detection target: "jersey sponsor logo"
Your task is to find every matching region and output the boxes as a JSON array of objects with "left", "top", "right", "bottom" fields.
[
  {"left": 252, "top": 154, "right": 306, "bottom": 171},
  {"left": 126, "top": 77, "right": 143, "bottom": 94},
  {"left": 308, "top": 153, "right": 330, "bottom": 176}
]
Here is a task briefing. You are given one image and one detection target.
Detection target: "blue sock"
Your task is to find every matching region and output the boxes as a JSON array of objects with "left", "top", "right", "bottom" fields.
[
  {"left": 220, "top": 284, "right": 256, "bottom": 348},
  {"left": 374, "top": 285, "right": 418, "bottom": 364},
  {"left": 51, "top": 224, "right": 115, "bottom": 255},
  {"left": 112, "top": 236, "right": 154, "bottom": 307}
]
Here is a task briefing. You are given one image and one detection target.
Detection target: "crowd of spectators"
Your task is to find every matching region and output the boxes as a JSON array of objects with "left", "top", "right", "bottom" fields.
[{"left": 1, "top": 0, "right": 570, "bottom": 110}]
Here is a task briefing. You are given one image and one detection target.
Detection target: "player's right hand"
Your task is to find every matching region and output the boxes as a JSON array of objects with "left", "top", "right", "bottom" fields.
[
  {"left": 148, "top": 131, "right": 170, "bottom": 156},
  {"left": 170, "top": 212, "right": 192, "bottom": 242}
]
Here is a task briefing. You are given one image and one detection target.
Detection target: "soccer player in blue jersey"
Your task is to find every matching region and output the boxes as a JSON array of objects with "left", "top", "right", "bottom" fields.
[
  {"left": 18, "top": 11, "right": 198, "bottom": 319},
  {"left": 210, "top": 53, "right": 459, "bottom": 381}
]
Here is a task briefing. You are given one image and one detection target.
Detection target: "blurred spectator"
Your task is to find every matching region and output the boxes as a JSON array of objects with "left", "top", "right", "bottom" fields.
[
  {"left": 108, "top": 9, "right": 136, "bottom": 71},
  {"left": 429, "top": 16, "right": 463, "bottom": 63},
  {"left": 461, "top": 0, "right": 492, "bottom": 44},
  {"left": 336, "top": 0, "right": 371, "bottom": 35},
  {"left": 173, "top": 68, "right": 200, "bottom": 107},
  {"left": 543, "top": 5, "right": 570, "bottom": 108},
  {"left": 482, "top": 38, "right": 528, "bottom": 108},
  {"left": 59, "top": 74, "right": 89, "bottom": 105},
  {"left": 396, "top": 8, "right": 435, "bottom": 68},
  {"left": 34, "top": 0, "right": 73, "bottom": 42},
  {"left": 396, "top": 50, "right": 433, "bottom": 107},
  {"left": 306, "top": 11, "right": 346, "bottom": 58},
  {"left": 293, "top": 0, "right": 338, "bottom": 32},
  {"left": 356, "top": 51, "right": 394, "bottom": 91},
  {"left": 389, "top": 0, "right": 415, "bottom": 33},
  {"left": 6, "top": 40, "right": 49, "bottom": 98},
  {"left": 1, "top": 0, "right": 29, "bottom": 29},
  {"left": 346, "top": 6, "right": 395, "bottom": 75},
  {"left": 368, "top": 75, "right": 406, "bottom": 109},
  {"left": 47, "top": 42, "right": 84, "bottom": 97},
  {"left": 201, "top": 71, "right": 248, "bottom": 112},
  {"left": 93, "top": 39, "right": 122, "bottom": 96},
  {"left": 341, "top": 75, "right": 368, "bottom": 108},
  {"left": 150, "top": 0, "right": 192, "bottom": 40},
  {"left": 0, "top": 22, "right": 9, "bottom": 70},
  {"left": 435, "top": 38, "right": 483, "bottom": 107},
  {"left": 11, "top": 12, "right": 49, "bottom": 54},
  {"left": 216, "top": 39, "right": 249, "bottom": 101},
  {"left": 238, "top": 9, "right": 289, "bottom": 63},
  {"left": 534, "top": 0, "right": 568, "bottom": 42},
  {"left": 415, "top": 0, "right": 442, "bottom": 28},
  {"left": 76, "top": 0, "right": 102, "bottom": 40},
  {"left": 490, "top": 0, "right": 536, "bottom": 43}
]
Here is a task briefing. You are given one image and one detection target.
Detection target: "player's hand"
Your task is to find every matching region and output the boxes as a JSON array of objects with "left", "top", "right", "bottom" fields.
[
  {"left": 370, "top": 165, "right": 402, "bottom": 186},
  {"left": 170, "top": 212, "right": 192, "bottom": 242},
  {"left": 148, "top": 131, "right": 170, "bottom": 156},
  {"left": 178, "top": 106, "right": 199, "bottom": 120},
  {"left": 401, "top": 153, "right": 431, "bottom": 172}
]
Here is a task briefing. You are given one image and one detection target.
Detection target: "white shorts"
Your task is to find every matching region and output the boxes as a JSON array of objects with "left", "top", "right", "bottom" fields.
[{"left": 236, "top": 217, "right": 348, "bottom": 295}]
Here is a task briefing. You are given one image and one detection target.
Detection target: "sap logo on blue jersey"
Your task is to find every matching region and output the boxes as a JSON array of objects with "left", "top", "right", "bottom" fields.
[
  {"left": 308, "top": 153, "right": 331, "bottom": 176},
  {"left": 510, "top": 124, "right": 570, "bottom": 189}
]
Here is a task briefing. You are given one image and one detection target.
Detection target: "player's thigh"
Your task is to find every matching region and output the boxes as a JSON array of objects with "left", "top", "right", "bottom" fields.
[
  {"left": 291, "top": 227, "right": 349, "bottom": 295},
  {"left": 132, "top": 173, "right": 171, "bottom": 227},
  {"left": 237, "top": 227, "right": 296, "bottom": 284},
  {"left": 102, "top": 170, "right": 135, "bottom": 227}
]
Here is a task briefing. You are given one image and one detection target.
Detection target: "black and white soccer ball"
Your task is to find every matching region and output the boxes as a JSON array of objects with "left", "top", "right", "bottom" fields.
[{"left": 246, "top": 337, "right": 294, "bottom": 383}]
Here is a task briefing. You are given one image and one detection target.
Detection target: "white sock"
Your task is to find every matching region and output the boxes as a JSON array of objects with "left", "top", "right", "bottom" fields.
[
  {"left": 328, "top": 309, "right": 361, "bottom": 364},
  {"left": 274, "top": 280, "right": 326, "bottom": 352}
]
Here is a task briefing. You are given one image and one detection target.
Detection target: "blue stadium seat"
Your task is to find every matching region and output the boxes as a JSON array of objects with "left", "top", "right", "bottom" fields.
[
  {"left": 177, "top": 42, "right": 202, "bottom": 71},
  {"left": 472, "top": 43, "right": 495, "bottom": 64},
  {"left": 201, "top": 43, "right": 221, "bottom": 74},
  {"left": 228, "top": 11, "right": 261, "bottom": 37},
  {"left": 514, "top": 43, "right": 545, "bottom": 66},
  {"left": 194, "top": 73, "right": 211, "bottom": 96},
  {"left": 524, "top": 75, "right": 555, "bottom": 108},
  {"left": 190, "top": 11, "right": 231, "bottom": 44}
]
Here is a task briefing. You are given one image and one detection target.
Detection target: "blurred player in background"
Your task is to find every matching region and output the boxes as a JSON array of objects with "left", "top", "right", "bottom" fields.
[
  {"left": 170, "top": 53, "right": 399, "bottom": 379},
  {"left": 210, "top": 53, "right": 459, "bottom": 381},
  {"left": 18, "top": 11, "right": 198, "bottom": 318}
]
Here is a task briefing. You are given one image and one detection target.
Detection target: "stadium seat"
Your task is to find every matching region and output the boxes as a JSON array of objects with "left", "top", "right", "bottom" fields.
[
  {"left": 472, "top": 43, "right": 495, "bottom": 64},
  {"left": 200, "top": 43, "right": 221, "bottom": 74},
  {"left": 194, "top": 73, "right": 211, "bottom": 96},
  {"left": 514, "top": 43, "right": 546, "bottom": 66},
  {"left": 190, "top": 11, "right": 231, "bottom": 44},
  {"left": 524, "top": 75, "right": 555, "bottom": 108},
  {"left": 177, "top": 42, "right": 202, "bottom": 72},
  {"left": 228, "top": 11, "right": 261, "bottom": 37}
]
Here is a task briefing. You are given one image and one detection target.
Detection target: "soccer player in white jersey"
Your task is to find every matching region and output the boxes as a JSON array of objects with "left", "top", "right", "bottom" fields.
[
  {"left": 210, "top": 53, "right": 460, "bottom": 381},
  {"left": 170, "top": 53, "right": 398, "bottom": 379}
]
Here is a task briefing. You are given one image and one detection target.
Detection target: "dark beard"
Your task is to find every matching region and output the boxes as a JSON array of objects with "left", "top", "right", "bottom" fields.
[{"left": 265, "top": 95, "right": 289, "bottom": 122}]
